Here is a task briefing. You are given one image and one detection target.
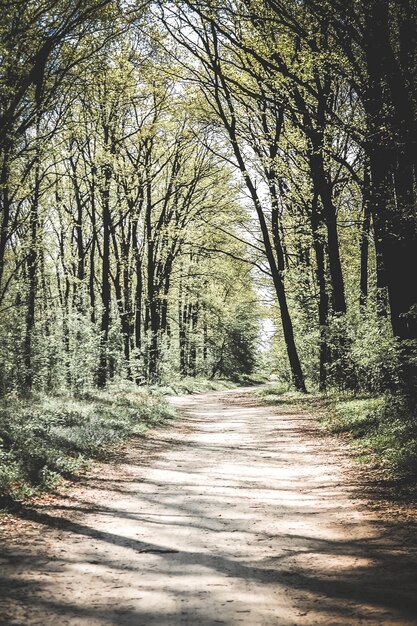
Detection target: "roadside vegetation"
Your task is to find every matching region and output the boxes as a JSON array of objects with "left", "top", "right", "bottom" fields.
[
  {"left": 0, "top": 382, "right": 175, "bottom": 507},
  {"left": 0, "top": 374, "right": 268, "bottom": 507},
  {"left": 155, "top": 374, "right": 267, "bottom": 396},
  {"left": 258, "top": 385, "right": 417, "bottom": 479}
]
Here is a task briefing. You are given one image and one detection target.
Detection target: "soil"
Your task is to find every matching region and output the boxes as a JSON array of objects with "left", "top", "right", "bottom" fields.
[{"left": 1, "top": 386, "right": 417, "bottom": 625}]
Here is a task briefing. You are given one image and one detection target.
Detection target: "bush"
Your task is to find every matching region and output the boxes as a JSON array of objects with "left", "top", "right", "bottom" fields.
[
  {"left": 154, "top": 377, "right": 238, "bottom": 395},
  {"left": 257, "top": 385, "right": 417, "bottom": 478},
  {"left": 0, "top": 382, "right": 175, "bottom": 504},
  {"left": 325, "top": 394, "right": 417, "bottom": 475}
]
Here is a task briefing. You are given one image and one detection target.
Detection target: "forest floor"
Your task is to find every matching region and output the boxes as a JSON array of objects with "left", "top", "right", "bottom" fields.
[{"left": 1, "top": 386, "right": 417, "bottom": 625}]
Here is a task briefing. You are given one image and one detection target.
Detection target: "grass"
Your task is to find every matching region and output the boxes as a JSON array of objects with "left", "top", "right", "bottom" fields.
[
  {"left": 154, "top": 373, "right": 267, "bottom": 396},
  {"left": 256, "top": 383, "right": 417, "bottom": 478},
  {"left": 0, "top": 374, "right": 266, "bottom": 507},
  {"left": 0, "top": 381, "right": 176, "bottom": 505},
  {"left": 154, "top": 377, "right": 238, "bottom": 396}
]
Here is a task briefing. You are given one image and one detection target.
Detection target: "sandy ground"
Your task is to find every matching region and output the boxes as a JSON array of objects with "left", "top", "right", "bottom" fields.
[{"left": 1, "top": 386, "right": 417, "bottom": 625}]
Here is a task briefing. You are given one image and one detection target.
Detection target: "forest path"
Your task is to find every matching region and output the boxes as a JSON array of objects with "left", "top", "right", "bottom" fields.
[{"left": 1, "top": 387, "right": 417, "bottom": 625}]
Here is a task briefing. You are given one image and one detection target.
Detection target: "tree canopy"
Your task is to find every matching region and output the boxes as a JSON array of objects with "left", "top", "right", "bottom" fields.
[{"left": 0, "top": 0, "right": 416, "bottom": 404}]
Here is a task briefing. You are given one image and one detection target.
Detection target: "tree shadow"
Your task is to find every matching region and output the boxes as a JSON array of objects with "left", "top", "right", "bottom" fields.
[
  {"left": 1, "top": 493, "right": 416, "bottom": 624},
  {"left": 2, "top": 389, "right": 417, "bottom": 624}
]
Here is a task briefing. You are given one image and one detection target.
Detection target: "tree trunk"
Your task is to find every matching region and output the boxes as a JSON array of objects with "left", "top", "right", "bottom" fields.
[
  {"left": 24, "top": 141, "right": 44, "bottom": 391},
  {"left": 69, "top": 154, "right": 85, "bottom": 312},
  {"left": 179, "top": 278, "right": 188, "bottom": 377},
  {"left": 310, "top": 192, "right": 329, "bottom": 390},
  {"left": 24, "top": 172, "right": 40, "bottom": 390},
  {"left": 97, "top": 165, "right": 112, "bottom": 388},
  {"left": 229, "top": 131, "right": 306, "bottom": 391},
  {"left": 309, "top": 151, "right": 346, "bottom": 314},
  {"left": 145, "top": 179, "right": 159, "bottom": 383},
  {"left": 364, "top": 0, "right": 417, "bottom": 397},
  {"left": 89, "top": 172, "right": 97, "bottom": 324},
  {"left": 0, "top": 145, "right": 11, "bottom": 303},
  {"left": 133, "top": 219, "right": 143, "bottom": 380},
  {"left": 359, "top": 163, "right": 371, "bottom": 309}
]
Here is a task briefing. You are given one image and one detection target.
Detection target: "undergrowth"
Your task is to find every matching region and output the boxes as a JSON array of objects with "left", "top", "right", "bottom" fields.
[
  {"left": 154, "top": 377, "right": 238, "bottom": 395},
  {"left": 257, "top": 384, "right": 417, "bottom": 478},
  {"left": 0, "top": 381, "right": 175, "bottom": 505},
  {"left": 154, "top": 374, "right": 266, "bottom": 396}
]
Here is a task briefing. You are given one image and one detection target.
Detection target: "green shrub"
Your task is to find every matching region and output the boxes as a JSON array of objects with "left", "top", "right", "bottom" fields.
[
  {"left": 256, "top": 386, "right": 417, "bottom": 477},
  {"left": 0, "top": 382, "right": 175, "bottom": 504},
  {"left": 155, "top": 377, "right": 238, "bottom": 395}
]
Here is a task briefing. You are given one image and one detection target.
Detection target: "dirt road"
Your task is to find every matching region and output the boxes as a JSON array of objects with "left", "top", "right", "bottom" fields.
[{"left": 1, "top": 387, "right": 417, "bottom": 625}]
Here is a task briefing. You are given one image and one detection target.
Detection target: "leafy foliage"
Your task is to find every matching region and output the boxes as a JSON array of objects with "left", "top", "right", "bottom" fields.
[
  {"left": 0, "top": 383, "right": 175, "bottom": 503},
  {"left": 258, "top": 385, "right": 417, "bottom": 477}
]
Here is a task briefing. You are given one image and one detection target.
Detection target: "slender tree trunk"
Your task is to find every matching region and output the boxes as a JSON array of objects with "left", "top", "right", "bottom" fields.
[
  {"left": 206, "top": 41, "right": 306, "bottom": 390},
  {"left": 185, "top": 300, "right": 198, "bottom": 377},
  {"left": 113, "top": 268, "right": 133, "bottom": 380},
  {"left": 222, "top": 121, "right": 306, "bottom": 389},
  {"left": 359, "top": 163, "right": 371, "bottom": 309},
  {"left": 24, "top": 159, "right": 41, "bottom": 390},
  {"left": 111, "top": 221, "right": 133, "bottom": 380},
  {"left": 160, "top": 259, "right": 173, "bottom": 337},
  {"left": 123, "top": 246, "right": 133, "bottom": 380},
  {"left": 97, "top": 165, "right": 112, "bottom": 388},
  {"left": 133, "top": 219, "right": 143, "bottom": 380},
  {"left": 179, "top": 277, "right": 187, "bottom": 376},
  {"left": 235, "top": 157, "right": 306, "bottom": 391},
  {"left": 89, "top": 173, "right": 97, "bottom": 324},
  {"left": 0, "top": 145, "right": 11, "bottom": 303},
  {"left": 62, "top": 272, "right": 71, "bottom": 387},
  {"left": 310, "top": 192, "right": 329, "bottom": 390},
  {"left": 309, "top": 151, "right": 346, "bottom": 314},
  {"left": 69, "top": 154, "right": 85, "bottom": 312},
  {"left": 203, "top": 317, "right": 208, "bottom": 372},
  {"left": 145, "top": 177, "right": 159, "bottom": 382}
]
